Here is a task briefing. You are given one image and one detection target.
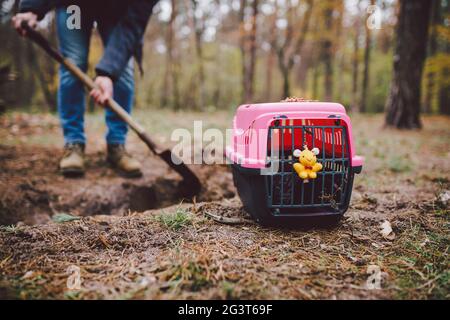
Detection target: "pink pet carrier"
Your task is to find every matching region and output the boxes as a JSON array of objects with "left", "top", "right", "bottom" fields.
[{"left": 226, "top": 101, "right": 363, "bottom": 226}]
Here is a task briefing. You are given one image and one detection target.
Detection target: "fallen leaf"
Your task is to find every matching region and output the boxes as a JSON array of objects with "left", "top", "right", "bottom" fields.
[
  {"left": 437, "top": 190, "right": 450, "bottom": 207},
  {"left": 139, "top": 275, "right": 156, "bottom": 287},
  {"left": 98, "top": 234, "right": 111, "bottom": 248},
  {"left": 366, "top": 265, "right": 386, "bottom": 290},
  {"left": 380, "top": 220, "right": 396, "bottom": 240},
  {"left": 52, "top": 213, "right": 81, "bottom": 223},
  {"left": 22, "top": 271, "right": 36, "bottom": 279}
]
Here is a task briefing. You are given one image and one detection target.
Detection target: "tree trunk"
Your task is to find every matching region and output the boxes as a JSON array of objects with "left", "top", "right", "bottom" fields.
[
  {"left": 240, "top": 0, "right": 259, "bottom": 103},
  {"left": 281, "top": 64, "right": 290, "bottom": 99},
  {"left": 312, "top": 63, "right": 319, "bottom": 100},
  {"left": 10, "top": 11, "right": 34, "bottom": 109},
  {"left": 245, "top": 0, "right": 259, "bottom": 103},
  {"left": 385, "top": 0, "right": 432, "bottom": 129},
  {"left": 29, "top": 43, "right": 56, "bottom": 110},
  {"left": 360, "top": 0, "right": 374, "bottom": 113},
  {"left": 273, "top": 0, "right": 313, "bottom": 99},
  {"left": 424, "top": 0, "right": 440, "bottom": 114},
  {"left": 439, "top": 68, "right": 450, "bottom": 115},
  {"left": 0, "top": 63, "right": 10, "bottom": 114},
  {"left": 191, "top": 0, "right": 206, "bottom": 110},
  {"left": 265, "top": 7, "right": 277, "bottom": 101},
  {"left": 322, "top": 1, "right": 333, "bottom": 101},
  {"left": 161, "top": 0, "right": 180, "bottom": 110},
  {"left": 161, "top": 24, "right": 171, "bottom": 108},
  {"left": 265, "top": 49, "right": 275, "bottom": 101},
  {"left": 239, "top": 0, "right": 248, "bottom": 103},
  {"left": 351, "top": 19, "right": 361, "bottom": 112},
  {"left": 170, "top": 0, "right": 181, "bottom": 110}
]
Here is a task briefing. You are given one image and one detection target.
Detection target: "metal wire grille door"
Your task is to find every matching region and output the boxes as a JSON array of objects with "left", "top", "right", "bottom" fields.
[{"left": 266, "top": 119, "right": 352, "bottom": 215}]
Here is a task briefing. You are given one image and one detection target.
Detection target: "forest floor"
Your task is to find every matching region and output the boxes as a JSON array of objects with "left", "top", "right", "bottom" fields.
[{"left": 0, "top": 110, "right": 449, "bottom": 300}]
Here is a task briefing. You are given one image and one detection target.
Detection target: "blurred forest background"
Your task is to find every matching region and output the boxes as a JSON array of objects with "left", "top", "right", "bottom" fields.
[
  {"left": 0, "top": 1, "right": 449, "bottom": 299},
  {"left": 0, "top": 0, "right": 449, "bottom": 123}
]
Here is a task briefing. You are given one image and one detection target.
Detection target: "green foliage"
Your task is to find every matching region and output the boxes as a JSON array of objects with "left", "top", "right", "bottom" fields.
[
  {"left": 388, "top": 155, "right": 412, "bottom": 173},
  {"left": 367, "top": 51, "right": 393, "bottom": 113},
  {"left": 64, "top": 290, "right": 82, "bottom": 300},
  {"left": 52, "top": 213, "right": 81, "bottom": 223},
  {"left": 156, "top": 207, "right": 192, "bottom": 231},
  {"left": 221, "top": 281, "right": 236, "bottom": 299},
  {"left": 0, "top": 224, "right": 21, "bottom": 233},
  {"left": 393, "top": 226, "right": 450, "bottom": 299},
  {"left": 423, "top": 53, "right": 450, "bottom": 113}
]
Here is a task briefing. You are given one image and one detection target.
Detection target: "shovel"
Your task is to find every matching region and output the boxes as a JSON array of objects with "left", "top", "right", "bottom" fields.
[{"left": 20, "top": 22, "right": 201, "bottom": 197}]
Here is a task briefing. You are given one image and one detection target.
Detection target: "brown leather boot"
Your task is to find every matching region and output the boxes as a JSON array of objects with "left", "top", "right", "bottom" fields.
[
  {"left": 60, "top": 143, "right": 85, "bottom": 177},
  {"left": 107, "top": 144, "right": 142, "bottom": 178}
]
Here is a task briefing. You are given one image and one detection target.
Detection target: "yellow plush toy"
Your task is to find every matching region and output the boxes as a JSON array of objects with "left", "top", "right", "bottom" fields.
[{"left": 293, "top": 146, "right": 323, "bottom": 183}]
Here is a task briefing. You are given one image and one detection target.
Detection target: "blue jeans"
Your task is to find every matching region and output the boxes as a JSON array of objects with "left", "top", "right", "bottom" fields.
[{"left": 56, "top": 8, "right": 134, "bottom": 145}]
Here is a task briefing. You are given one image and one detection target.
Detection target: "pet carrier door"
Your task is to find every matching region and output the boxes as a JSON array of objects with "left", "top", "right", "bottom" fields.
[{"left": 266, "top": 118, "right": 353, "bottom": 216}]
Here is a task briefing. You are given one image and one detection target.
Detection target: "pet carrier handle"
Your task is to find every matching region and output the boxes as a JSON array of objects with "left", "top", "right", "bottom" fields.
[{"left": 21, "top": 22, "right": 161, "bottom": 154}]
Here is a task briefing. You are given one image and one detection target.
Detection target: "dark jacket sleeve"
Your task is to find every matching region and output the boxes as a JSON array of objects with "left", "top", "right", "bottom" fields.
[
  {"left": 95, "top": 0, "right": 158, "bottom": 81},
  {"left": 19, "top": 0, "right": 59, "bottom": 20}
]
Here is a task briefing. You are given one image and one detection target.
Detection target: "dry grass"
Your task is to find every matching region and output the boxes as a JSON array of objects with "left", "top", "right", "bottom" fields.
[{"left": 0, "top": 111, "right": 449, "bottom": 299}]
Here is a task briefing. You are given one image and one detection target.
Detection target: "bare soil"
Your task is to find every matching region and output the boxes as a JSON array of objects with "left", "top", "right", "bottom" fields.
[
  {"left": 0, "top": 111, "right": 448, "bottom": 299},
  {"left": 0, "top": 143, "right": 235, "bottom": 225}
]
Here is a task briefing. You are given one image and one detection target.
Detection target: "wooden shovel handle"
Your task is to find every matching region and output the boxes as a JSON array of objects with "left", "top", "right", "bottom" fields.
[{"left": 21, "top": 21, "right": 160, "bottom": 154}]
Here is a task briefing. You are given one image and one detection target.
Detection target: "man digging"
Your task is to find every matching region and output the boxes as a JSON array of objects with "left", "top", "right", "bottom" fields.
[{"left": 13, "top": 0, "right": 159, "bottom": 178}]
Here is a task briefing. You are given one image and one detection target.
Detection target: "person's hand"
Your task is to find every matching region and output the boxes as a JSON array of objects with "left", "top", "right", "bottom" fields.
[
  {"left": 12, "top": 12, "right": 38, "bottom": 36},
  {"left": 90, "top": 76, "right": 113, "bottom": 105}
]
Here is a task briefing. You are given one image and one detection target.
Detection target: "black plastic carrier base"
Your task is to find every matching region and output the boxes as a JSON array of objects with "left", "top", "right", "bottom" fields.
[
  {"left": 231, "top": 120, "right": 361, "bottom": 227},
  {"left": 232, "top": 164, "right": 360, "bottom": 227}
]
